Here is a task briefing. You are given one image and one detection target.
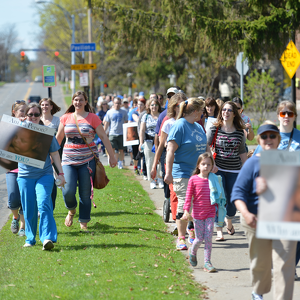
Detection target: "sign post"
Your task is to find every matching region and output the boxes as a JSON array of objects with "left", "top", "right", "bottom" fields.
[
  {"left": 236, "top": 52, "right": 249, "bottom": 102},
  {"left": 42, "top": 65, "right": 56, "bottom": 100}
]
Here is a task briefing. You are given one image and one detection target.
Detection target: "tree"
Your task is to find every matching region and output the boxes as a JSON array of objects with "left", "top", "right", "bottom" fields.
[
  {"left": 92, "top": 0, "right": 300, "bottom": 62},
  {"left": 0, "top": 24, "right": 18, "bottom": 81},
  {"left": 243, "top": 70, "right": 280, "bottom": 124}
]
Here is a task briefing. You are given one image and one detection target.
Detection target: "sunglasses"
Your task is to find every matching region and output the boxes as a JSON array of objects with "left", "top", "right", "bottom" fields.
[
  {"left": 279, "top": 111, "right": 294, "bottom": 118},
  {"left": 150, "top": 104, "right": 158, "bottom": 107},
  {"left": 27, "top": 113, "right": 41, "bottom": 117},
  {"left": 13, "top": 100, "right": 26, "bottom": 110},
  {"left": 260, "top": 133, "right": 278, "bottom": 140},
  {"left": 222, "top": 108, "right": 233, "bottom": 113}
]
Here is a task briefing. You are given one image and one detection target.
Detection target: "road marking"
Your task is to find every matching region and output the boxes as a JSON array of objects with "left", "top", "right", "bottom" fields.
[{"left": 23, "top": 82, "right": 33, "bottom": 101}]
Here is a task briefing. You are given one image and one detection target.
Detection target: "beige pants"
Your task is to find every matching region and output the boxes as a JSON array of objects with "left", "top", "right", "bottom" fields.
[
  {"left": 173, "top": 178, "right": 189, "bottom": 214},
  {"left": 241, "top": 216, "right": 297, "bottom": 300}
]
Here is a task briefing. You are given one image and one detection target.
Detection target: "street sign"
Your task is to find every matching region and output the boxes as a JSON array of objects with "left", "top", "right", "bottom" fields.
[
  {"left": 70, "top": 43, "right": 96, "bottom": 52},
  {"left": 280, "top": 40, "right": 300, "bottom": 79},
  {"left": 71, "top": 64, "right": 97, "bottom": 70},
  {"left": 42, "top": 65, "right": 56, "bottom": 87},
  {"left": 236, "top": 52, "right": 249, "bottom": 76},
  {"left": 80, "top": 72, "right": 89, "bottom": 87}
]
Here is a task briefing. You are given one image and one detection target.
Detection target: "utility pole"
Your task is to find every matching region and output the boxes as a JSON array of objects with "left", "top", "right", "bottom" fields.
[{"left": 88, "top": 0, "right": 94, "bottom": 107}]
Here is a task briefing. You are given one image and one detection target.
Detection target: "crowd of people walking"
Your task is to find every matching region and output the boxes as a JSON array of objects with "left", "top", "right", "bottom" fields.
[{"left": 3, "top": 87, "right": 300, "bottom": 300}]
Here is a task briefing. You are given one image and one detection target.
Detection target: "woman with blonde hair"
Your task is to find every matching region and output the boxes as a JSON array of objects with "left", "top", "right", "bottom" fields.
[
  {"left": 6, "top": 101, "right": 27, "bottom": 236},
  {"left": 206, "top": 101, "right": 247, "bottom": 240},
  {"left": 165, "top": 97, "right": 216, "bottom": 250}
]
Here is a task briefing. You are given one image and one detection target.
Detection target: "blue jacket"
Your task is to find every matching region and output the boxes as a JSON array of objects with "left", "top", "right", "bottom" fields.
[{"left": 208, "top": 173, "right": 226, "bottom": 226}]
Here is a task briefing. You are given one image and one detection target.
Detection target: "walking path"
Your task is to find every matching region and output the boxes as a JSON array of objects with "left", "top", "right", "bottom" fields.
[{"left": 116, "top": 154, "right": 300, "bottom": 300}]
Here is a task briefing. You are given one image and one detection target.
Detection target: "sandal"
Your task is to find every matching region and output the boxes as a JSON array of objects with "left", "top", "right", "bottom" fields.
[
  {"left": 80, "top": 222, "right": 89, "bottom": 232},
  {"left": 65, "top": 211, "right": 76, "bottom": 227},
  {"left": 226, "top": 226, "right": 235, "bottom": 235}
]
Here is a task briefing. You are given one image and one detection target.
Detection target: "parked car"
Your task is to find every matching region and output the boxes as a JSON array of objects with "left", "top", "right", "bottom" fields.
[
  {"left": 28, "top": 96, "right": 41, "bottom": 104},
  {"left": 34, "top": 76, "right": 43, "bottom": 82}
]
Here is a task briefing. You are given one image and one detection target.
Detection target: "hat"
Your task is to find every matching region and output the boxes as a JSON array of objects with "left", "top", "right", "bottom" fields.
[
  {"left": 138, "top": 95, "right": 145, "bottom": 100},
  {"left": 257, "top": 124, "right": 280, "bottom": 135},
  {"left": 166, "top": 87, "right": 179, "bottom": 96},
  {"left": 117, "top": 95, "right": 123, "bottom": 100},
  {"left": 139, "top": 91, "right": 144, "bottom": 96},
  {"left": 123, "top": 98, "right": 128, "bottom": 103}
]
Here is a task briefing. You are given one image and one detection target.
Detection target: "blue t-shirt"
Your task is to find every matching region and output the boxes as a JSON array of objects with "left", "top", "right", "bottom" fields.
[
  {"left": 18, "top": 136, "right": 60, "bottom": 179},
  {"left": 231, "top": 155, "right": 260, "bottom": 215},
  {"left": 155, "top": 110, "right": 167, "bottom": 134},
  {"left": 167, "top": 118, "right": 207, "bottom": 178},
  {"left": 104, "top": 108, "right": 128, "bottom": 136},
  {"left": 253, "top": 128, "right": 300, "bottom": 155},
  {"left": 128, "top": 107, "right": 138, "bottom": 122}
]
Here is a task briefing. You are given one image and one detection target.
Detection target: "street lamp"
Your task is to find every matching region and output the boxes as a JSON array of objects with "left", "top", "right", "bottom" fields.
[{"left": 35, "top": 0, "right": 75, "bottom": 96}]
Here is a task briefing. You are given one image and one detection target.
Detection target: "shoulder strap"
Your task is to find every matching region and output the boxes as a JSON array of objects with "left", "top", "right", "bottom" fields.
[
  {"left": 287, "top": 128, "right": 294, "bottom": 150},
  {"left": 73, "top": 113, "right": 99, "bottom": 162},
  {"left": 210, "top": 127, "right": 219, "bottom": 148}
]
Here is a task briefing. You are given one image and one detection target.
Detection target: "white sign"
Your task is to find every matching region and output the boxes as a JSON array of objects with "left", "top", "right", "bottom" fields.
[
  {"left": 80, "top": 72, "right": 89, "bottom": 87},
  {"left": 236, "top": 52, "right": 249, "bottom": 76},
  {"left": 257, "top": 151, "right": 300, "bottom": 240},
  {"left": 123, "top": 122, "right": 139, "bottom": 146}
]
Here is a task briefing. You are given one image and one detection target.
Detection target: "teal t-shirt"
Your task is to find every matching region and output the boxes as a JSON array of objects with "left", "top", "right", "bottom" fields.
[{"left": 167, "top": 118, "right": 207, "bottom": 178}]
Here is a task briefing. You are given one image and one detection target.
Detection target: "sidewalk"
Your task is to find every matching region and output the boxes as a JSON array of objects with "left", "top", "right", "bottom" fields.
[{"left": 114, "top": 154, "right": 300, "bottom": 300}]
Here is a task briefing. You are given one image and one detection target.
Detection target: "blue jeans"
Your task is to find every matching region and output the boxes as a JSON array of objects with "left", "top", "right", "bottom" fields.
[
  {"left": 216, "top": 170, "right": 238, "bottom": 219},
  {"left": 17, "top": 174, "right": 56, "bottom": 245},
  {"left": 62, "top": 159, "right": 96, "bottom": 223},
  {"left": 6, "top": 172, "right": 23, "bottom": 214}
]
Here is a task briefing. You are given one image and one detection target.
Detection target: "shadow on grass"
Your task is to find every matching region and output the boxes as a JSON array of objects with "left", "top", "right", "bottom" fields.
[
  {"left": 60, "top": 223, "right": 167, "bottom": 236},
  {"left": 53, "top": 242, "right": 163, "bottom": 252},
  {"left": 54, "top": 211, "right": 149, "bottom": 219}
]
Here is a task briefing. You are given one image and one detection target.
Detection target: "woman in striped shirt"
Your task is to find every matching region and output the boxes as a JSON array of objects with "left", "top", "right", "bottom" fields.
[
  {"left": 206, "top": 101, "right": 247, "bottom": 240},
  {"left": 56, "top": 91, "right": 117, "bottom": 231}
]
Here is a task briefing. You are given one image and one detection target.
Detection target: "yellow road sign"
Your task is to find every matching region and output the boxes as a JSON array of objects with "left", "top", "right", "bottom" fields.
[
  {"left": 280, "top": 40, "right": 300, "bottom": 79},
  {"left": 71, "top": 63, "right": 97, "bottom": 70},
  {"left": 132, "top": 83, "right": 137, "bottom": 89}
]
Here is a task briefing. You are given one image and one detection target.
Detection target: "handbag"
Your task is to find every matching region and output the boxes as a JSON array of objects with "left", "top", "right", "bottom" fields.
[
  {"left": 74, "top": 113, "right": 109, "bottom": 189},
  {"left": 210, "top": 127, "right": 219, "bottom": 160}
]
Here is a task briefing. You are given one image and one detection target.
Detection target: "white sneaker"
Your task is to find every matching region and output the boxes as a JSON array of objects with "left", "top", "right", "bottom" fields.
[
  {"left": 251, "top": 291, "right": 263, "bottom": 300},
  {"left": 118, "top": 161, "right": 123, "bottom": 169},
  {"left": 157, "top": 178, "right": 164, "bottom": 189},
  {"left": 43, "top": 239, "right": 54, "bottom": 251},
  {"left": 150, "top": 180, "right": 156, "bottom": 189},
  {"left": 295, "top": 271, "right": 299, "bottom": 281},
  {"left": 143, "top": 176, "right": 148, "bottom": 181},
  {"left": 23, "top": 243, "right": 34, "bottom": 248}
]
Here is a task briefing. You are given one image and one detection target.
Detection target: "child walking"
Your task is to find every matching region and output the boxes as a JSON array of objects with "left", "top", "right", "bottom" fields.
[{"left": 182, "top": 152, "right": 216, "bottom": 272}]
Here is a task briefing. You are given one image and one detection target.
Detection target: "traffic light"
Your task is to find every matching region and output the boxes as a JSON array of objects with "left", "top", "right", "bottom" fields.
[
  {"left": 20, "top": 51, "right": 25, "bottom": 62},
  {"left": 104, "top": 83, "right": 108, "bottom": 88},
  {"left": 54, "top": 51, "right": 59, "bottom": 61}
]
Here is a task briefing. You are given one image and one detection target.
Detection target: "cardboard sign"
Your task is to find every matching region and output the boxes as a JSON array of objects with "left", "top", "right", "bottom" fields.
[
  {"left": 0, "top": 115, "right": 55, "bottom": 169},
  {"left": 123, "top": 122, "right": 139, "bottom": 146},
  {"left": 257, "top": 150, "right": 300, "bottom": 240}
]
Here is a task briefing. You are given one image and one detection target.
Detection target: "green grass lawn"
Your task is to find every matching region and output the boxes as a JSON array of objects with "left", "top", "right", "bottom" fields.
[
  {"left": 0, "top": 168, "right": 204, "bottom": 300},
  {"left": 0, "top": 81, "right": 5, "bottom": 87}
]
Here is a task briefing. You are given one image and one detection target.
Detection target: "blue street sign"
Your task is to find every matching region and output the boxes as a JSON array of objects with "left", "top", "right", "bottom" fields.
[{"left": 70, "top": 43, "right": 96, "bottom": 52}]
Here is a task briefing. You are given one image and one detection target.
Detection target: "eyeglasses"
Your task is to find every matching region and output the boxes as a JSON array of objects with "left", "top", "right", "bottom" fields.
[
  {"left": 222, "top": 108, "right": 233, "bottom": 113},
  {"left": 279, "top": 111, "right": 294, "bottom": 118},
  {"left": 102, "top": 103, "right": 107, "bottom": 105},
  {"left": 260, "top": 134, "right": 278, "bottom": 140},
  {"left": 27, "top": 113, "right": 41, "bottom": 117},
  {"left": 150, "top": 104, "right": 158, "bottom": 107}
]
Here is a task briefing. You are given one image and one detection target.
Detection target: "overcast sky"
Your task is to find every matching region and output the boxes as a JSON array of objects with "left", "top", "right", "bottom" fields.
[{"left": 1, "top": 0, "right": 41, "bottom": 60}]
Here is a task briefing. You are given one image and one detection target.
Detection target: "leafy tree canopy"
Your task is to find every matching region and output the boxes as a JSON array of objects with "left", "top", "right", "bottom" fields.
[{"left": 92, "top": 0, "right": 300, "bottom": 62}]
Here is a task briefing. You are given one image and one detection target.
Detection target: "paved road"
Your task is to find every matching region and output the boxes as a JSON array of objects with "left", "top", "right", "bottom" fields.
[{"left": 0, "top": 81, "right": 66, "bottom": 230}]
